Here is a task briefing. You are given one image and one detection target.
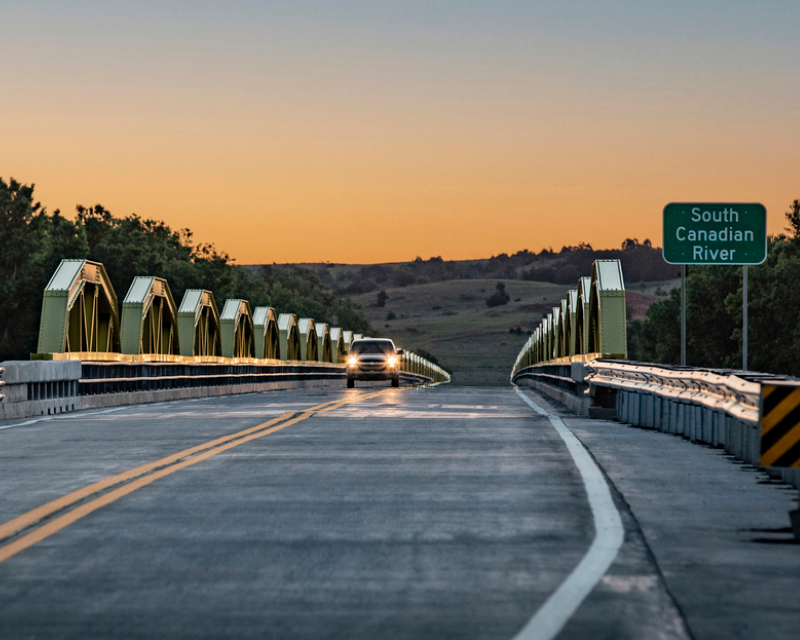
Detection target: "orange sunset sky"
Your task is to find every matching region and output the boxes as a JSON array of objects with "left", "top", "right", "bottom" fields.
[{"left": 3, "top": 1, "right": 799, "bottom": 264}]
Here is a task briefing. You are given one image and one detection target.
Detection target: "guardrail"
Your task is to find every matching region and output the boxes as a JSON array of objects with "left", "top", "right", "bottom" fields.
[
  {"left": 79, "top": 361, "right": 346, "bottom": 396},
  {"left": 512, "top": 360, "right": 800, "bottom": 493},
  {"left": 510, "top": 259, "right": 627, "bottom": 375},
  {"left": 588, "top": 361, "right": 765, "bottom": 424},
  {"left": 0, "top": 353, "right": 445, "bottom": 420},
  {"left": 400, "top": 351, "right": 451, "bottom": 384}
]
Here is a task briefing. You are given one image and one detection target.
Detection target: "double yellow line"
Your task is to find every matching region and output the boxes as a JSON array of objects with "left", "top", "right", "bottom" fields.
[{"left": 0, "top": 391, "right": 385, "bottom": 564}]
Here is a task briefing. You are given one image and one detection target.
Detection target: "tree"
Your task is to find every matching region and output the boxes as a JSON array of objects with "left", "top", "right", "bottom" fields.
[
  {"left": 637, "top": 288, "right": 681, "bottom": 364},
  {"left": 0, "top": 176, "right": 373, "bottom": 359},
  {"left": 0, "top": 178, "right": 89, "bottom": 359},
  {"left": 486, "top": 282, "right": 511, "bottom": 307},
  {"left": 636, "top": 268, "right": 738, "bottom": 367},
  {"left": 376, "top": 290, "right": 389, "bottom": 307},
  {"left": 257, "top": 265, "right": 372, "bottom": 332},
  {"left": 738, "top": 236, "right": 800, "bottom": 375},
  {"left": 634, "top": 199, "right": 800, "bottom": 375},
  {"left": 686, "top": 265, "right": 740, "bottom": 368},
  {"left": 785, "top": 199, "right": 800, "bottom": 238}
]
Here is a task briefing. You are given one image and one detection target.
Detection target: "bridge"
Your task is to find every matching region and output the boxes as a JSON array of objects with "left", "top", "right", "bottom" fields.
[{"left": 1, "top": 259, "right": 799, "bottom": 639}]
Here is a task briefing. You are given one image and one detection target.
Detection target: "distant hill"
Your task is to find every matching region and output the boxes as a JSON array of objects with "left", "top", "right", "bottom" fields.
[
  {"left": 244, "top": 240, "right": 678, "bottom": 297},
  {"left": 347, "top": 278, "right": 669, "bottom": 386},
  {"left": 351, "top": 279, "right": 570, "bottom": 386},
  {"left": 245, "top": 245, "right": 676, "bottom": 386}
]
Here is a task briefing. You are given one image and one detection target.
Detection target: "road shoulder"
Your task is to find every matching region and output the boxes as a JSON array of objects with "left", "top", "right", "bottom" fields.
[{"left": 547, "top": 396, "right": 800, "bottom": 640}]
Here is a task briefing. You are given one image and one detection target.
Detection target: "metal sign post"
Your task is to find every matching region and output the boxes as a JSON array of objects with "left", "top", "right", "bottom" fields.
[
  {"left": 681, "top": 265, "right": 686, "bottom": 366},
  {"left": 743, "top": 265, "right": 748, "bottom": 371},
  {"left": 663, "top": 203, "right": 766, "bottom": 371}
]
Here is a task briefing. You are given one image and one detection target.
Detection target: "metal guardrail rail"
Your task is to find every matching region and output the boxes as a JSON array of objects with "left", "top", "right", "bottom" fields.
[
  {"left": 515, "top": 358, "right": 800, "bottom": 490},
  {"left": 585, "top": 360, "right": 767, "bottom": 424},
  {"left": 514, "top": 358, "right": 797, "bottom": 427},
  {"left": 0, "top": 365, "right": 5, "bottom": 402},
  {"left": 512, "top": 363, "right": 576, "bottom": 394},
  {"left": 78, "top": 361, "right": 434, "bottom": 395},
  {"left": 79, "top": 361, "right": 345, "bottom": 395},
  {"left": 0, "top": 358, "right": 441, "bottom": 421}
]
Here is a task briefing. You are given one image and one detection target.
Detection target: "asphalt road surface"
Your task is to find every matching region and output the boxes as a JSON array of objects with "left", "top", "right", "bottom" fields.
[{"left": 1, "top": 384, "right": 798, "bottom": 639}]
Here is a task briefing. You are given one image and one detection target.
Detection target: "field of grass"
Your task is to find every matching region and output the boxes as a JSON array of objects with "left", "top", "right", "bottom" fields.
[
  {"left": 352, "top": 279, "right": 574, "bottom": 387},
  {"left": 351, "top": 277, "right": 673, "bottom": 387}
]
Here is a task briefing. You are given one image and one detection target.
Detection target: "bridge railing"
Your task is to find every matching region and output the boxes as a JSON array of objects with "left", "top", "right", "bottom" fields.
[
  {"left": 0, "top": 353, "right": 446, "bottom": 420},
  {"left": 32, "top": 259, "right": 447, "bottom": 374},
  {"left": 512, "top": 358, "right": 800, "bottom": 491},
  {"left": 399, "top": 351, "right": 450, "bottom": 385},
  {"left": 510, "top": 259, "right": 627, "bottom": 378},
  {"left": 510, "top": 256, "right": 800, "bottom": 491},
  {"left": 1, "top": 260, "right": 450, "bottom": 419}
]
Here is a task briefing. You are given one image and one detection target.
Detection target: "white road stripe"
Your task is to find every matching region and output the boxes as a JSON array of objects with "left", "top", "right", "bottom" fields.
[
  {"left": 0, "top": 419, "right": 43, "bottom": 430},
  {"left": 0, "top": 406, "right": 127, "bottom": 431},
  {"left": 513, "top": 387, "right": 624, "bottom": 640}
]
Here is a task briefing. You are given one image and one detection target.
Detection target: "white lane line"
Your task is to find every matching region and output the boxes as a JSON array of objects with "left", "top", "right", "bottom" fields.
[
  {"left": 513, "top": 387, "right": 624, "bottom": 640},
  {"left": 0, "top": 419, "right": 43, "bottom": 430},
  {"left": 0, "top": 406, "right": 127, "bottom": 431},
  {"left": 89, "top": 407, "right": 128, "bottom": 415}
]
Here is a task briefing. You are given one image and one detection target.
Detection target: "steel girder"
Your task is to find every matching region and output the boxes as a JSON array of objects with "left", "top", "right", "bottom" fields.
[
  {"left": 297, "top": 318, "right": 318, "bottom": 362},
  {"left": 315, "top": 322, "right": 333, "bottom": 363},
  {"left": 37, "top": 260, "right": 120, "bottom": 355},
  {"left": 511, "top": 259, "right": 628, "bottom": 377},
  {"left": 329, "top": 327, "right": 345, "bottom": 364},
  {"left": 33, "top": 261, "right": 449, "bottom": 384},
  {"left": 177, "top": 290, "right": 221, "bottom": 357},
  {"left": 277, "top": 313, "right": 300, "bottom": 361},
  {"left": 220, "top": 299, "right": 255, "bottom": 359},
  {"left": 121, "top": 277, "right": 179, "bottom": 355},
  {"left": 253, "top": 306, "right": 280, "bottom": 359}
]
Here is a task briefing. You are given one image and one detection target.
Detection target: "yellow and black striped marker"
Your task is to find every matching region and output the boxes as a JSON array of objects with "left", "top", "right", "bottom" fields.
[{"left": 760, "top": 384, "right": 800, "bottom": 468}]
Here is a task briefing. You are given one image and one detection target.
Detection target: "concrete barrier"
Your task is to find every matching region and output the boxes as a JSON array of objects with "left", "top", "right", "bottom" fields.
[
  {"left": 0, "top": 360, "right": 82, "bottom": 419},
  {"left": 0, "top": 360, "right": 437, "bottom": 420}
]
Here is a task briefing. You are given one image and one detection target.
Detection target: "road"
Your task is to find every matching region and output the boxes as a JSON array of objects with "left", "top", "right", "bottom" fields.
[{"left": 0, "top": 384, "right": 798, "bottom": 639}]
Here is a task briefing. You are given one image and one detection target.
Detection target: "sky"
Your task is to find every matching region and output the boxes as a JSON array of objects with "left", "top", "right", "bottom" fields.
[{"left": 3, "top": 0, "right": 799, "bottom": 264}]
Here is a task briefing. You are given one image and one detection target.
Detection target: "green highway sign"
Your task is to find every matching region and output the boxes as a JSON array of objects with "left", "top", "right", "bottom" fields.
[{"left": 663, "top": 203, "right": 767, "bottom": 265}]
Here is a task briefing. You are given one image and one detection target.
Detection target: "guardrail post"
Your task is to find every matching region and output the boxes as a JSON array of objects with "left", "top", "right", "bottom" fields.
[
  {"left": 639, "top": 395, "right": 648, "bottom": 427},
  {"left": 617, "top": 391, "right": 627, "bottom": 423},
  {"left": 676, "top": 402, "right": 685, "bottom": 437},
  {"left": 700, "top": 408, "right": 710, "bottom": 443},
  {"left": 748, "top": 421, "right": 760, "bottom": 466}
]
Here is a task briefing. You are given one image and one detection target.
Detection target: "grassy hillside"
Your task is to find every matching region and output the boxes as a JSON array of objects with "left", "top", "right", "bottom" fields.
[
  {"left": 243, "top": 255, "right": 676, "bottom": 386},
  {"left": 351, "top": 279, "right": 572, "bottom": 386},
  {"left": 352, "top": 277, "right": 672, "bottom": 387}
]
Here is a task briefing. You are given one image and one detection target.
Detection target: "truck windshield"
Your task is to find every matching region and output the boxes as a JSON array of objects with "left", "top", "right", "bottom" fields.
[{"left": 350, "top": 340, "right": 395, "bottom": 355}]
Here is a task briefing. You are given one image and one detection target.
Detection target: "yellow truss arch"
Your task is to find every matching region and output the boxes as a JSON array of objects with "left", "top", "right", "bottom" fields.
[
  {"left": 120, "top": 277, "right": 179, "bottom": 355},
  {"left": 37, "top": 259, "right": 120, "bottom": 355}
]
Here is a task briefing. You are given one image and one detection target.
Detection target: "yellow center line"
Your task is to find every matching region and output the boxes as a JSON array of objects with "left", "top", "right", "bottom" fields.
[
  {"left": 0, "top": 412, "right": 296, "bottom": 541},
  {"left": 0, "top": 390, "right": 388, "bottom": 564}
]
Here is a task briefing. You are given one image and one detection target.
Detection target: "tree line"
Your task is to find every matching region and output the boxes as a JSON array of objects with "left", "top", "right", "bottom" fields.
[
  {"left": 0, "top": 178, "right": 371, "bottom": 360},
  {"left": 628, "top": 200, "right": 800, "bottom": 376},
  {"left": 314, "top": 239, "right": 677, "bottom": 295}
]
